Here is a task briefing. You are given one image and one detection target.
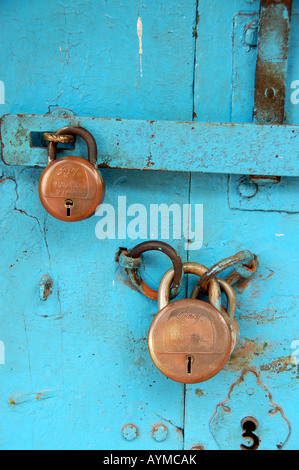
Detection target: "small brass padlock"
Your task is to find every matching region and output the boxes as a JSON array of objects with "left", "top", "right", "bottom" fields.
[
  {"left": 39, "top": 126, "right": 104, "bottom": 221},
  {"left": 148, "top": 262, "right": 238, "bottom": 384}
]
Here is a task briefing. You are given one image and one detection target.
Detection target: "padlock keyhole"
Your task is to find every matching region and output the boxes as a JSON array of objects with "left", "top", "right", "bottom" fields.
[
  {"left": 65, "top": 199, "right": 74, "bottom": 217},
  {"left": 185, "top": 355, "right": 194, "bottom": 374}
]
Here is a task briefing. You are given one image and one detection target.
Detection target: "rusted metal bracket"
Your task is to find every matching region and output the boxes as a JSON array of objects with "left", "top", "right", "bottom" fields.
[{"left": 253, "top": 0, "right": 293, "bottom": 124}]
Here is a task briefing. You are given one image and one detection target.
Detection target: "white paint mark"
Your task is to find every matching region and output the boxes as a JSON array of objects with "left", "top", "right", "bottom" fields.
[
  {"left": 275, "top": 234, "right": 285, "bottom": 237},
  {"left": 137, "top": 17, "right": 143, "bottom": 77},
  {"left": 112, "top": 280, "right": 115, "bottom": 287}
]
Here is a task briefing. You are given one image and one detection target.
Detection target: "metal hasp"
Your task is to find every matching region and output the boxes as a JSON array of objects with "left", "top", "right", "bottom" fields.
[
  {"left": 1, "top": 114, "right": 298, "bottom": 176},
  {"left": 253, "top": 0, "right": 293, "bottom": 124}
]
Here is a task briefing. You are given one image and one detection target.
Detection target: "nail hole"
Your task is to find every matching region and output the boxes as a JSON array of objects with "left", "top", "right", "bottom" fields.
[{"left": 265, "top": 87, "right": 275, "bottom": 99}]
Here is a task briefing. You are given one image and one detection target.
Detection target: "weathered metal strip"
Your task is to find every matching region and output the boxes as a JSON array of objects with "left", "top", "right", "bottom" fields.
[
  {"left": 253, "top": 0, "right": 293, "bottom": 123},
  {"left": 1, "top": 113, "right": 299, "bottom": 176}
]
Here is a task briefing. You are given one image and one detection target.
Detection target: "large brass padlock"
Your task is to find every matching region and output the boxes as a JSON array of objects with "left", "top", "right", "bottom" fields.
[
  {"left": 38, "top": 126, "right": 105, "bottom": 221},
  {"left": 148, "top": 262, "right": 238, "bottom": 384}
]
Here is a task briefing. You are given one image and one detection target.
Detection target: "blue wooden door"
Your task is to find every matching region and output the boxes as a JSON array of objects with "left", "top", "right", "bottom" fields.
[{"left": 0, "top": 0, "right": 298, "bottom": 450}]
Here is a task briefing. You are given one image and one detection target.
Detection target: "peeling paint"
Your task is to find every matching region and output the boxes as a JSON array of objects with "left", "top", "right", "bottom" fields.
[
  {"left": 261, "top": 356, "right": 296, "bottom": 373},
  {"left": 225, "top": 340, "right": 269, "bottom": 370},
  {"left": 8, "top": 390, "right": 57, "bottom": 406}
]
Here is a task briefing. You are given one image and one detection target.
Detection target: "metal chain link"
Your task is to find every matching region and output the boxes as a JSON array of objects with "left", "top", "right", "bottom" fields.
[{"left": 118, "top": 242, "right": 258, "bottom": 304}]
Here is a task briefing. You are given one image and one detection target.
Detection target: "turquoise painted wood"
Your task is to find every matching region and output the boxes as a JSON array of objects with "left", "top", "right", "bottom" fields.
[{"left": 0, "top": 0, "right": 299, "bottom": 450}]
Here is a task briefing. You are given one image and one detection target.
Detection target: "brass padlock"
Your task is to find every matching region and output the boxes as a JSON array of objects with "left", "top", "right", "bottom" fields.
[
  {"left": 148, "top": 262, "right": 236, "bottom": 384},
  {"left": 38, "top": 126, "right": 105, "bottom": 221}
]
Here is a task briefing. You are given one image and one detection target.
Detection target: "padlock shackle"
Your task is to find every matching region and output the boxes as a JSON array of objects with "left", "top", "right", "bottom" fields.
[
  {"left": 47, "top": 126, "right": 98, "bottom": 167},
  {"left": 158, "top": 261, "right": 237, "bottom": 319},
  {"left": 214, "top": 278, "right": 236, "bottom": 319},
  {"left": 158, "top": 262, "right": 222, "bottom": 312}
]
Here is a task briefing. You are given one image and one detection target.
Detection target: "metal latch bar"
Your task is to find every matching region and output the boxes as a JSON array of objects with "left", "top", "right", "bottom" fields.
[{"left": 1, "top": 113, "right": 298, "bottom": 176}]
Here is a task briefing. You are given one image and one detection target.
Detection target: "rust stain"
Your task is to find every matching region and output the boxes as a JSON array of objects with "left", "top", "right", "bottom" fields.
[
  {"left": 213, "top": 366, "right": 282, "bottom": 412},
  {"left": 43, "top": 285, "right": 52, "bottom": 301},
  {"left": 209, "top": 367, "right": 292, "bottom": 450},
  {"left": 249, "top": 175, "right": 281, "bottom": 184},
  {"left": 253, "top": 63, "right": 287, "bottom": 123},
  {"left": 175, "top": 426, "right": 184, "bottom": 437},
  {"left": 195, "top": 389, "right": 204, "bottom": 397},
  {"left": 235, "top": 276, "right": 252, "bottom": 291},
  {"left": 261, "top": 356, "right": 295, "bottom": 373},
  {"left": 146, "top": 154, "right": 155, "bottom": 167},
  {"left": 8, "top": 390, "right": 56, "bottom": 406},
  {"left": 262, "top": 0, "right": 293, "bottom": 17},
  {"left": 121, "top": 423, "right": 139, "bottom": 440},
  {"left": 98, "top": 163, "right": 122, "bottom": 170},
  {"left": 253, "top": 0, "right": 292, "bottom": 123},
  {"left": 249, "top": 288, "right": 261, "bottom": 300},
  {"left": 190, "top": 444, "right": 205, "bottom": 450},
  {"left": 238, "top": 308, "right": 284, "bottom": 324},
  {"left": 152, "top": 422, "right": 166, "bottom": 430},
  {"left": 226, "top": 340, "right": 268, "bottom": 370},
  {"left": 151, "top": 422, "right": 169, "bottom": 438}
]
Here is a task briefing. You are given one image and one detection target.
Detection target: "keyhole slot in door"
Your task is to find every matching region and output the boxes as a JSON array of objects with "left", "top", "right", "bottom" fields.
[{"left": 240, "top": 416, "right": 260, "bottom": 450}]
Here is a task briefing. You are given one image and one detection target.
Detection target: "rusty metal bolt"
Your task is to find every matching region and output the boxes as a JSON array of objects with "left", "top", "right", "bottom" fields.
[
  {"left": 152, "top": 423, "right": 168, "bottom": 442},
  {"left": 121, "top": 423, "right": 138, "bottom": 441}
]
